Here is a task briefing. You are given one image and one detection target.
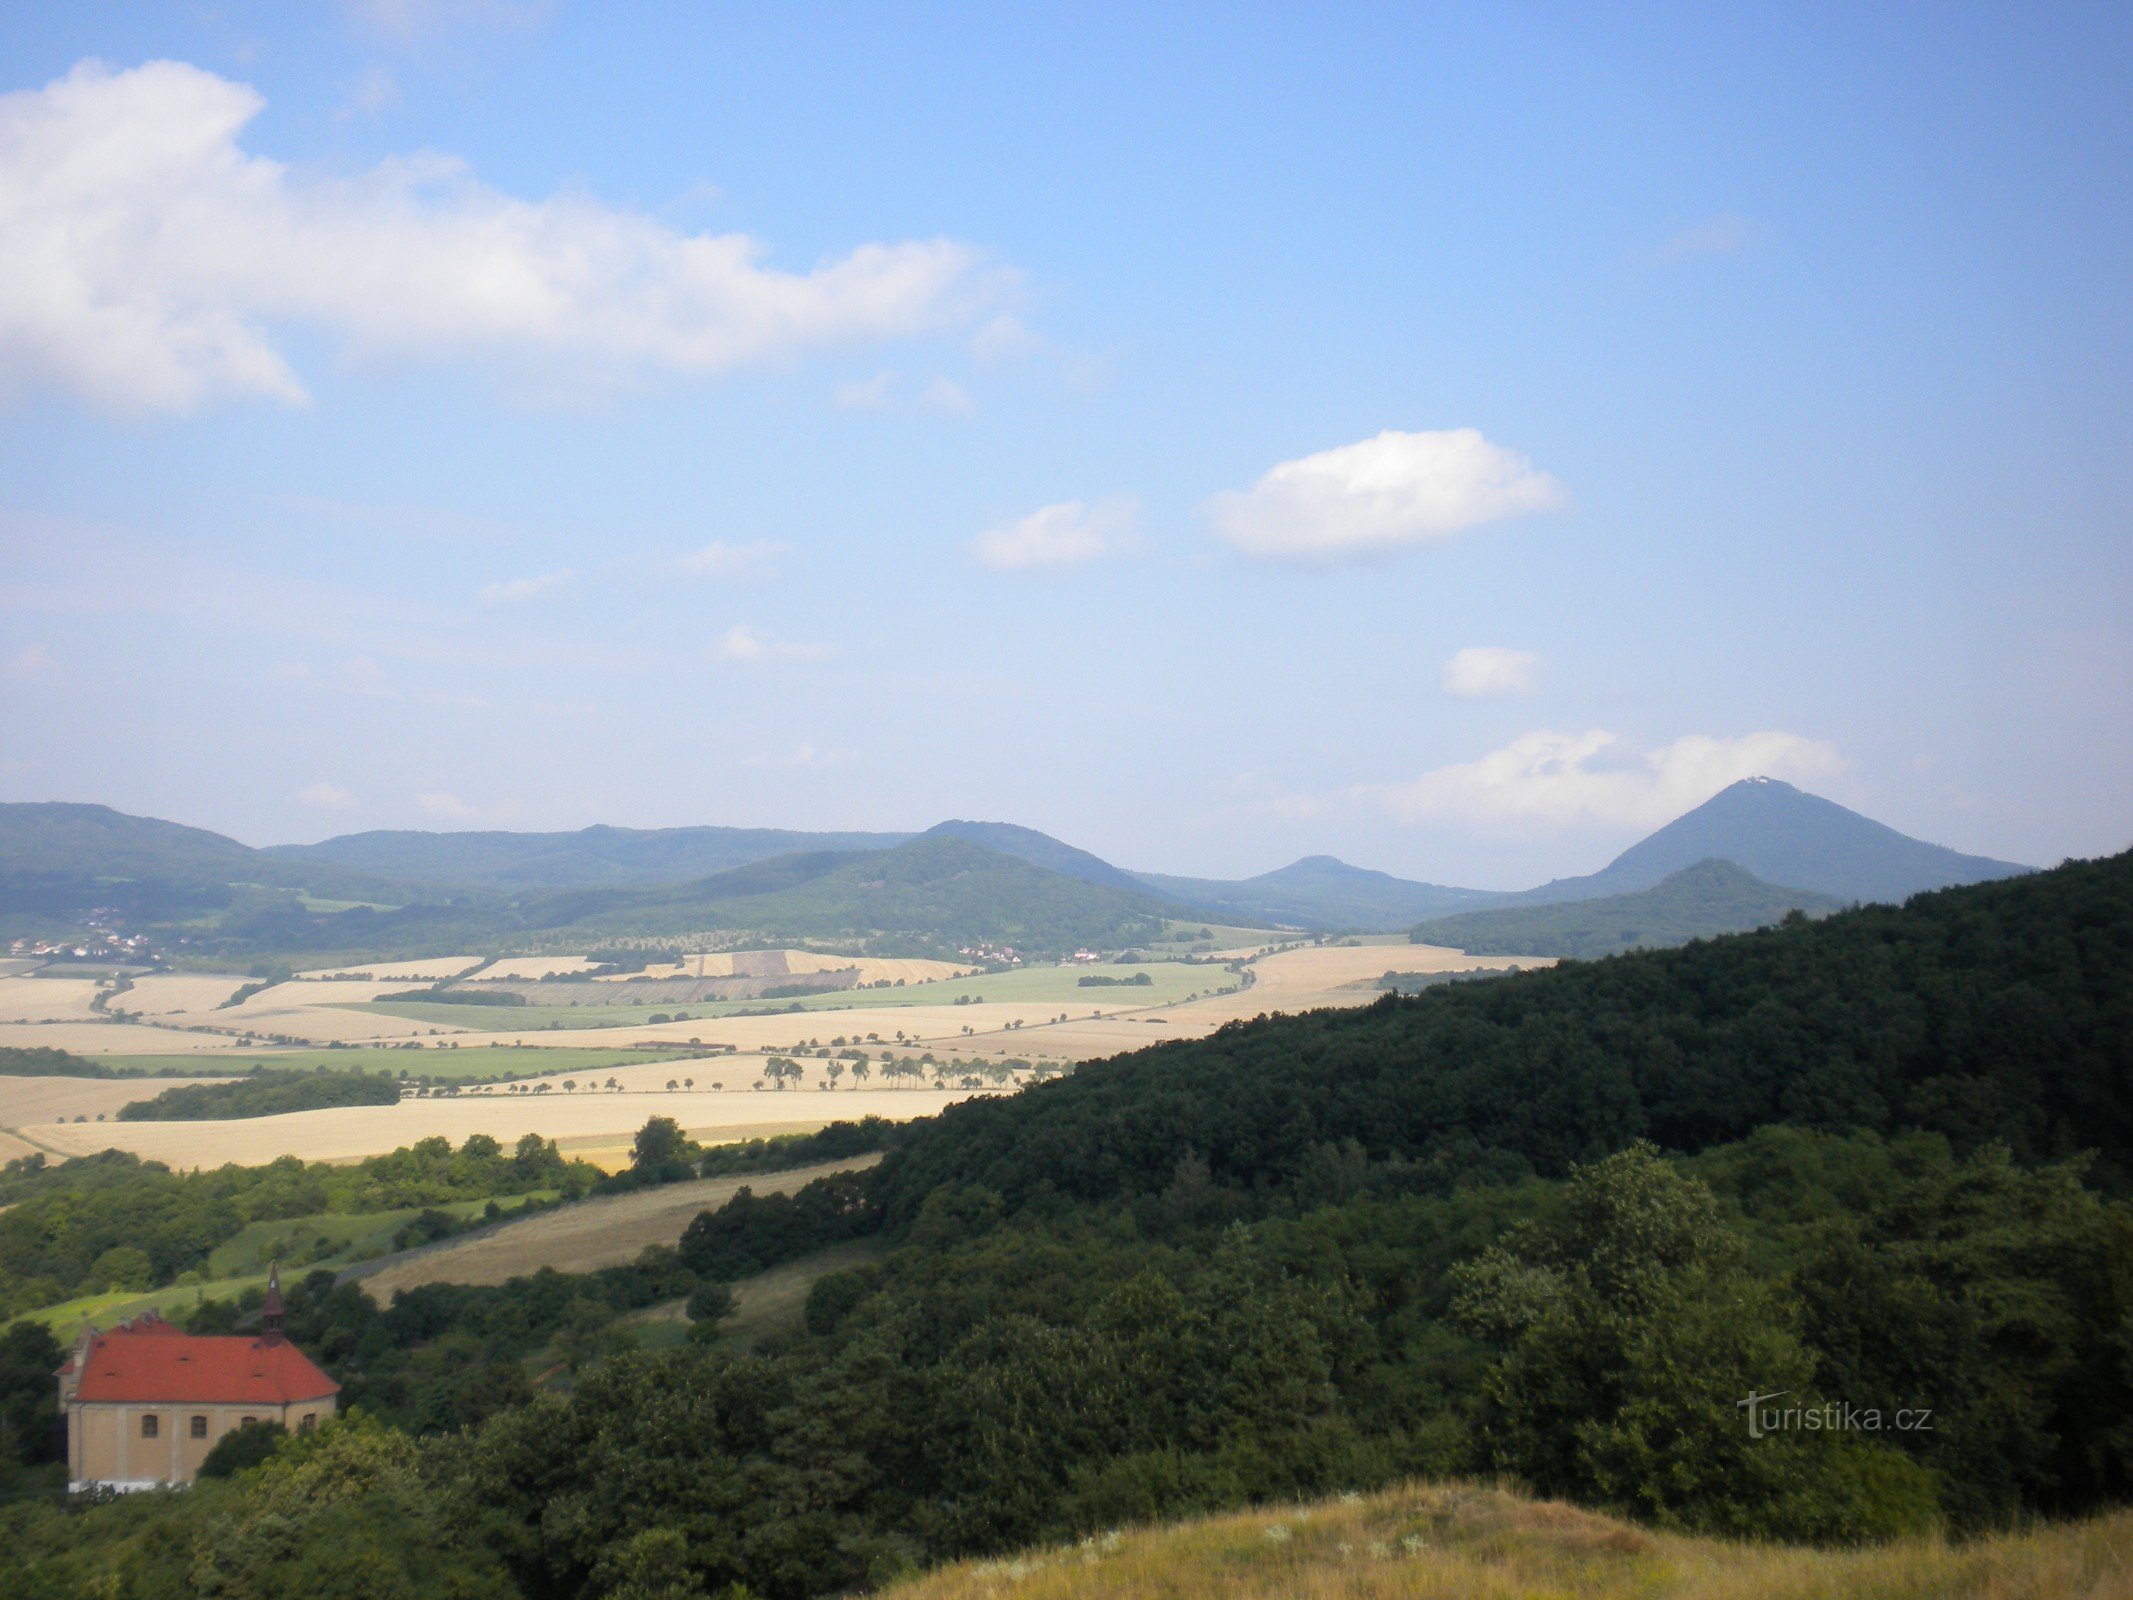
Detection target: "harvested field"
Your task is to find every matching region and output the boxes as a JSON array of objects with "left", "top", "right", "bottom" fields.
[
  {"left": 295, "top": 957, "right": 483, "bottom": 981},
  {"left": 622, "top": 950, "right": 972, "bottom": 985},
  {"left": 0, "top": 1071, "right": 237, "bottom": 1127},
  {"left": 0, "top": 1020, "right": 261, "bottom": 1055},
  {"left": 0, "top": 977, "right": 105, "bottom": 1023},
  {"left": 26, "top": 1084, "right": 976, "bottom": 1166},
  {"left": 481, "top": 957, "right": 605, "bottom": 979},
  {"left": 353, "top": 1155, "right": 882, "bottom": 1298},
  {"left": 119, "top": 974, "right": 250, "bottom": 1014}
]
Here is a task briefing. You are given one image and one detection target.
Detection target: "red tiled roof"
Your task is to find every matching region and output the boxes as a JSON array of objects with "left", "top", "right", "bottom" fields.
[{"left": 70, "top": 1322, "right": 339, "bottom": 1406}]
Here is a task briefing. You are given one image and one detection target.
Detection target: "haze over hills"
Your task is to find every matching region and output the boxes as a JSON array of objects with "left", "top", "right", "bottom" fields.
[
  {"left": 267, "top": 821, "right": 914, "bottom": 890},
  {"left": 0, "top": 778, "right": 2034, "bottom": 960},
  {"left": 1499, "top": 777, "right": 2031, "bottom": 906},
  {"left": 1410, "top": 857, "right": 1847, "bottom": 958},
  {"left": 1134, "top": 855, "right": 1507, "bottom": 932}
]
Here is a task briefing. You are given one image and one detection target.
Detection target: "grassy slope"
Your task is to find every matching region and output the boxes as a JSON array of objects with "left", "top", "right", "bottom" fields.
[
  {"left": 888, "top": 1481, "right": 2130, "bottom": 1600},
  {"left": 1409, "top": 858, "right": 1845, "bottom": 957}
]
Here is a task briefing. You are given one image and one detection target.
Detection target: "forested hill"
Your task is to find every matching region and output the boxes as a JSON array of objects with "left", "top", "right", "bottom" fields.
[
  {"left": 876, "top": 847, "right": 2133, "bottom": 1221},
  {"left": 1409, "top": 857, "right": 1844, "bottom": 957}
]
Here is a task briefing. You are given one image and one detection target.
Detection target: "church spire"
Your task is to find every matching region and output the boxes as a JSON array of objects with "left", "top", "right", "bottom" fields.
[{"left": 260, "top": 1261, "right": 285, "bottom": 1340}]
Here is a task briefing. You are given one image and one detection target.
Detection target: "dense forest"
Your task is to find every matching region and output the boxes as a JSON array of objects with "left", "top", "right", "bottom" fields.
[
  {"left": 115, "top": 1068, "right": 402, "bottom": 1121},
  {"left": 3, "top": 851, "right": 2128, "bottom": 1598}
]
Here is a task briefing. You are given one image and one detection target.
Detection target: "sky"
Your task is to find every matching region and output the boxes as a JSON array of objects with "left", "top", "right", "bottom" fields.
[{"left": 0, "top": 2, "right": 2127, "bottom": 889}]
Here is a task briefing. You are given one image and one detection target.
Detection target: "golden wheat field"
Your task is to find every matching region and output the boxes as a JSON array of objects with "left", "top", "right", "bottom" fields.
[
  {"left": 23, "top": 1081, "right": 978, "bottom": 1167},
  {"left": 0, "top": 1019, "right": 262, "bottom": 1054},
  {"left": 117, "top": 973, "right": 250, "bottom": 1013},
  {"left": 0, "top": 976, "right": 105, "bottom": 1023},
  {"left": 295, "top": 957, "right": 485, "bottom": 981},
  {"left": 0, "top": 1072, "right": 238, "bottom": 1127},
  {"left": 888, "top": 1480, "right": 2133, "bottom": 1600},
  {"left": 355, "top": 1153, "right": 883, "bottom": 1299}
]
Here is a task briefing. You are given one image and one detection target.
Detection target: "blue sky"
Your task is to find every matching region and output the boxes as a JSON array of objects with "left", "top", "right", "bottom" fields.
[{"left": 0, "top": 2, "right": 2126, "bottom": 887}]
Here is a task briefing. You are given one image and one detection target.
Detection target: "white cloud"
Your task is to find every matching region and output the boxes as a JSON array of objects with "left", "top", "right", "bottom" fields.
[
  {"left": 1371, "top": 728, "right": 1842, "bottom": 831},
  {"left": 417, "top": 790, "right": 476, "bottom": 818},
  {"left": 970, "top": 499, "right": 1137, "bottom": 571},
  {"left": 1443, "top": 646, "right": 1542, "bottom": 699},
  {"left": 677, "top": 540, "right": 787, "bottom": 579},
  {"left": 1207, "top": 428, "right": 1567, "bottom": 561},
  {"left": 832, "top": 370, "right": 895, "bottom": 409},
  {"left": 1653, "top": 213, "right": 1753, "bottom": 263},
  {"left": 920, "top": 375, "right": 973, "bottom": 414},
  {"left": 714, "top": 624, "right": 829, "bottom": 663},
  {"left": 0, "top": 59, "right": 1005, "bottom": 412},
  {"left": 971, "top": 313, "right": 1043, "bottom": 363},
  {"left": 299, "top": 781, "right": 357, "bottom": 809},
  {"left": 478, "top": 568, "right": 573, "bottom": 604}
]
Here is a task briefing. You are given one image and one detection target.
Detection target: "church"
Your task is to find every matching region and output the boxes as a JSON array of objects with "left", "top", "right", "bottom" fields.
[{"left": 56, "top": 1266, "right": 340, "bottom": 1492}]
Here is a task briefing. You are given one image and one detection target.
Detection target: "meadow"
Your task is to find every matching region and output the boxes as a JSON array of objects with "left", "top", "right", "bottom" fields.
[
  {"left": 888, "top": 1481, "right": 2133, "bottom": 1600},
  {"left": 352, "top": 1154, "right": 880, "bottom": 1300}
]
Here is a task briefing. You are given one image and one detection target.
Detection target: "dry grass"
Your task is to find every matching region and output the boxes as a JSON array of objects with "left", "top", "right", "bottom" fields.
[
  {"left": 890, "top": 1480, "right": 2133, "bottom": 1600},
  {"left": 354, "top": 1154, "right": 881, "bottom": 1298},
  {"left": 118, "top": 974, "right": 251, "bottom": 1014},
  {"left": 0, "top": 1071, "right": 238, "bottom": 1128},
  {"left": 295, "top": 957, "right": 483, "bottom": 981},
  {"left": 0, "top": 1020, "right": 265, "bottom": 1055},
  {"left": 27, "top": 1082, "right": 977, "bottom": 1166},
  {"left": 0, "top": 977, "right": 105, "bottom": 1023}
]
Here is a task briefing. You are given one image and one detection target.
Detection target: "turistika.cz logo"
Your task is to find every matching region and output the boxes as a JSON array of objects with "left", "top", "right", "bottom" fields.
[{"left": 1737, "top": 1390, "right": 1934, "bottom": 1439}]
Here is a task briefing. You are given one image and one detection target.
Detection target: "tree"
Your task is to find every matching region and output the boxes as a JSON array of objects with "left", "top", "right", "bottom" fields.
[
  {"left": 198, "top": 1417, "right": 286, "bottom": 1479},
  {"left": 631, "top": 1116, "right": 693, "bottom": 1179},
  {"left": 1452, "top": 1143, "right": 1936, "bottom": 1541}
]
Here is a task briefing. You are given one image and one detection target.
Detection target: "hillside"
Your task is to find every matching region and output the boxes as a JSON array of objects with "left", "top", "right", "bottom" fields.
[
  {"left": 1409, "top": 858, "right": 1845, "bottom": 957},
  {"left": 1135, "top": 855, "right": 1503, "bottom": 931},
  {"left": 923, "top": 820, "right": 1164, "bottom": 898},
  {"left": 877, "top": 847, "right": 2133, "bottom": 1215},
  {"left": 560, "top": 833, "right": 1185, "bottom": 954},
  {"left": 888, "top": 1482, "right": 2129, "bottom": 1600},
  {"left": 12, "top": 851, "right": 2132, "bottom": 1596},
  {"left": 0, "top": 800, "right": 418, "bottom": 923},
  {"left": 267, "top": 821, "right": 912, "bottom": 889},
  {"left": 1503, "top": 777, "right": 2030, "bottom": 906}
]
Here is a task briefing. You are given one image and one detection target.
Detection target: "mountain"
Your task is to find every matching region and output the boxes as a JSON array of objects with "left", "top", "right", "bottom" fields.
[
  {"left": 1500, "top": 777, "right": 2032, "bottom": 907},
  {"left": 920, "top": 820, "right": 1160, "bottom": 898},
  {"left": 558, "top": 832, "right": 1185, "bottom": 953},
  {"left": 0, "top": 801, "right": 420, "bottom": 922},
  {"left": 1134, "top": 856, "right": 1505, "bottom": 932},
  {"left": 1410, "top": 857, "right": 1846, "bottom": 957},
  {"left": 268, "top": 822, "right": 912, "bottom": 890}
]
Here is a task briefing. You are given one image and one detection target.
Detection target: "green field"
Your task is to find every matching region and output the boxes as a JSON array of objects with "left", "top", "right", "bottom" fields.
[
  {"left": 88, "top": 1045, "right": 698, "bottom": 1084},
  {"left": 363, "top": 961, "right": 1241, "bottom": 1033},
  {"left": 26, "top": 1192, "right": 553, "bottom": 1341}
]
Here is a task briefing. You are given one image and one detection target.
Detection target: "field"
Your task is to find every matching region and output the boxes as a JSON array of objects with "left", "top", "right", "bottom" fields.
[
  {"left": 887, "top": 1480, "right": 2133, "bottom": 1600},
  {"left": 22, "top": 1082, "right": 976, "bottom": 1167},
  {"left": 84, "top": 1044, "right": 702, "bottom": 1083},
  {"left": 23, "top": 1193, "right": 554, "bottom": 1342},
  {"left": 0, "top": 939, "right": 1534, "bottom": 1167},
  {"left": 0, "top": 976, "right": 105, "bottom": 1023},
  {"left": 366, "top": 959, "right": 1237, "bottom": 1030},
  {"left": 0, "top": 1070, "right": 237, "bottom": 1127},
  {"left": 295, "top": 957, "right": 483, "bottom": 980},
  {"left": 352, "top": 1155, "right": 880, "bottom": 1299},
  {"left": 621, "top": 1237, "right": 889, "bottom": 1353}
]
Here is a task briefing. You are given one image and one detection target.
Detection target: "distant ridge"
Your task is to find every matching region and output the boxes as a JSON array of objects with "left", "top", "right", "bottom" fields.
[
  {"left": 268, "top": 822, "right": 913, "bottom": 889},
  {"left": 1134, "top": 855, "right": 1504, "bottom": 932},
  {"left": 1498, "top": 777, "right": 2031, "bottom": 907},
  {"left": 920, "top": 820, "right": 1159, "bottom": 898},
  {"left": 1411, "top": 857, "right": 1846, "bottom": 958}
]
